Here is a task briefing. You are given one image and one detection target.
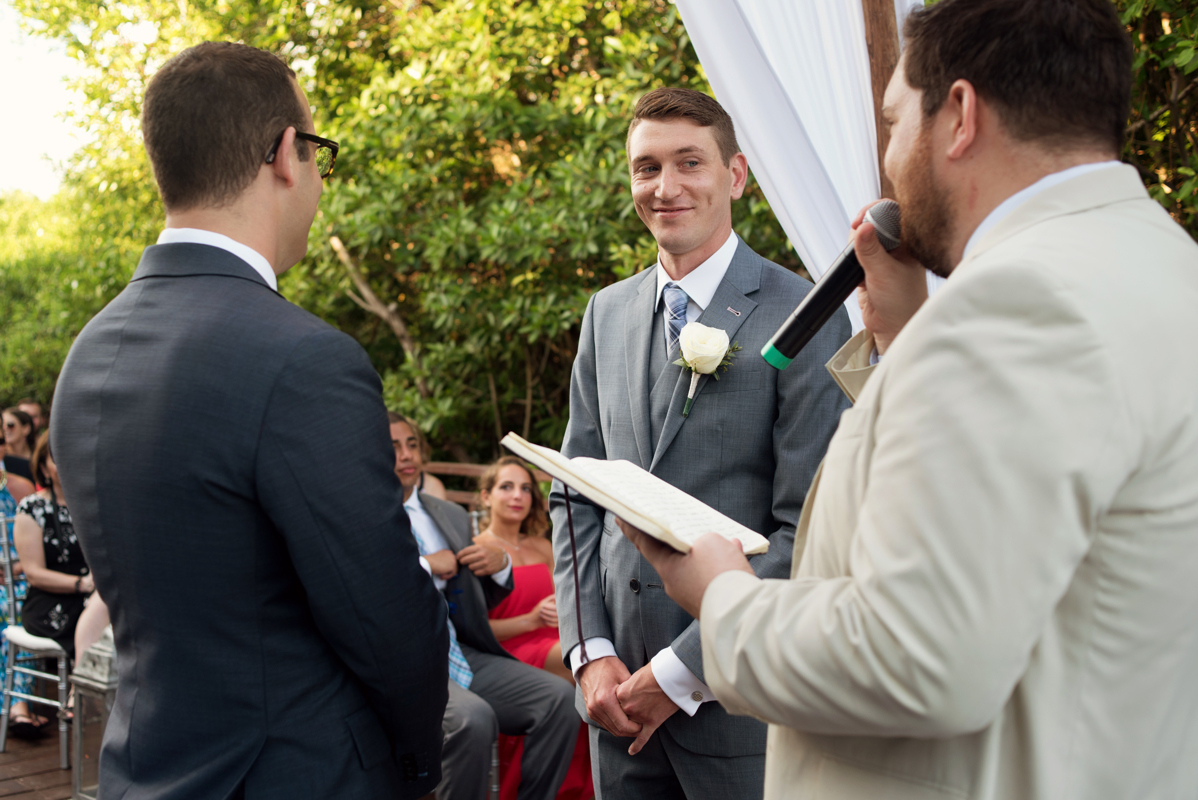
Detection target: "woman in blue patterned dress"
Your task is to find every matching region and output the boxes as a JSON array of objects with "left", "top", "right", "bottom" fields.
[{"left": 0, "top": 439, "right": 42, "bottom": 738}]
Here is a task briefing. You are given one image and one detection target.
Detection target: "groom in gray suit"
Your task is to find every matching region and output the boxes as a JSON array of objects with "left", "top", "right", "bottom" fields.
[{"left": 550, "top": 87, "right": 850, "bottom": 798}]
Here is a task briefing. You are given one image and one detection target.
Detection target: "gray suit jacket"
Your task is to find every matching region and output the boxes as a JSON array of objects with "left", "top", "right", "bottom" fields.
[
  {"left": 52, "top": 244, "right": 449, "bottom": 800},
  {"left": 550, "top": 240, "right": 850, "bottom": 756},
  {"left": 418, "top": 492, "right": 513, "bottom": 658}
]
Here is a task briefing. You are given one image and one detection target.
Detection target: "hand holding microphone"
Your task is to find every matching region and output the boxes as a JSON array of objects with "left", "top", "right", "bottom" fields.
[
  {"left": 762, "top": 200, "right": 927, "bottom": 367},
  {"left": 851, "top": 201, "right": 929, "bottom": 356}
]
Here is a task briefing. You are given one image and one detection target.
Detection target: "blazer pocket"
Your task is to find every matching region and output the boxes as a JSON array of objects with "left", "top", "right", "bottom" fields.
[
  {"left": 345, "top": 707, "right": 391, "bottom": 771},
  {"left": 815, "top": 754, "right": 966, "bottom": 799},
  {"left": 701, "top": 366, "right": 765, "bottom": 395}
]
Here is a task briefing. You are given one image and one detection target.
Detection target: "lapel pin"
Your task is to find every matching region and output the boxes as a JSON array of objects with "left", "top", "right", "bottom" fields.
[{"left": 726, "top": 306, "right": 741, "bottom": 317}]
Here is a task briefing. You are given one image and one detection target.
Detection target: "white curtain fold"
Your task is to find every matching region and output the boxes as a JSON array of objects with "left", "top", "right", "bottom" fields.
[{"left": 675, "top": 0, "right": 934, "bottom": 331}]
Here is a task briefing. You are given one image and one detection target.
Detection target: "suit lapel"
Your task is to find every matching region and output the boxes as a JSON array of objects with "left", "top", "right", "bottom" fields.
[
  {"left": 422, "top": 493, "right": 469, "bottom": 551},
  {"left": 624, "top": 271, "right": 658, "bottom": 469},
  {"left": 649, "top": 244, "right": 762, "bottom": 473}
]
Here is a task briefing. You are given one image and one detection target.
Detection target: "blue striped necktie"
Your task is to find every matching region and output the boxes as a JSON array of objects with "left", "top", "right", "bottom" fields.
[
  {"left": 663, "top": 282, "right": 689, "bottom": 356},
  {"left": 413, "top": 534, "right": 473, "bottom": 689}
]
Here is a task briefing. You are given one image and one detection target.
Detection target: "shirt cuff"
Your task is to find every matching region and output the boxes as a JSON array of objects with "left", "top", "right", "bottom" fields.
[
  {"left": 418, "top": 556, "right": 432, "bottom": 576},
  {"left": 650, "top": 647, "right": 713, "bottom": 716},
  {"left": 490, "top": 554, "right": 513, "bottom": 586},
  {"left": 568, "top": 638, "right": 618, "bottom": 676}
]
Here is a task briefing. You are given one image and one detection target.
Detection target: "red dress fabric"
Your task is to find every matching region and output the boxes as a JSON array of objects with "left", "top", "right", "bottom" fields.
[{"left": 488, "top": 563, "right": 594, "bottom": 800}]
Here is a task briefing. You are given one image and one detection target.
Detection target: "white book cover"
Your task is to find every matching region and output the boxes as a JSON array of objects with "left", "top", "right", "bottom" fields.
[{"left": 501, "top": 432, "right": 768, "bottom": 555}]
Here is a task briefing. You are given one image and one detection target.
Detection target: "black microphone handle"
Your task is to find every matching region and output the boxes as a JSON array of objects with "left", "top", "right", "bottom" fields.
[
  {"left": 762, "top": 199, "right": 901, "bottom": 370},
  {"left": 766, "top": 245, "right": 863, "bottom": 362}
]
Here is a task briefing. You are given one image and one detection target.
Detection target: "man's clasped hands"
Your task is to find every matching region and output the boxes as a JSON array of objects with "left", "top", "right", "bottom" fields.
[{"left": 578, "top": 521, "right": 755, "bottom": 757}]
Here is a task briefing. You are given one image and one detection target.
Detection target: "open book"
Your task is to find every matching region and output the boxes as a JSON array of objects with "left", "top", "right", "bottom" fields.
[{"left": 501, "top": 432, "right": 769, "bottom": 555}]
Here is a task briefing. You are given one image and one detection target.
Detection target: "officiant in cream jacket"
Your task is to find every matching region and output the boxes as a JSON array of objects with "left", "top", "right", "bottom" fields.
[{"left": 618, "top": 3, "right": 1198, "bottom": 800}]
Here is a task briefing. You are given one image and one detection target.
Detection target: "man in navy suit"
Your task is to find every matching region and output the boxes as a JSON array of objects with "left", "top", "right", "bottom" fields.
[{"left": 53, "top": 42, "right": 448, "bottom": 799}]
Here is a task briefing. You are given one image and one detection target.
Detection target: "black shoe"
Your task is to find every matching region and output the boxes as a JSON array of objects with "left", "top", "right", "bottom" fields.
[{"left": 8, "top": 715, "right": 48, "bottom": 740}]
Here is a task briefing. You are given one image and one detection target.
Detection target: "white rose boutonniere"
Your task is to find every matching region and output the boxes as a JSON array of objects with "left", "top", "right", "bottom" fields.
[{"left": 673, "top": 322, "right": 742, "bottom": 417}]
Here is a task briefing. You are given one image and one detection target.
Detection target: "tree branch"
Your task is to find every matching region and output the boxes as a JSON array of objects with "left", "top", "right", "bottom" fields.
[
  {"left": 523, "top": 347, "right": 534, "bottom": 440},
  {"left": 329, "top": 235, "right": 429, "bottom": 399}
]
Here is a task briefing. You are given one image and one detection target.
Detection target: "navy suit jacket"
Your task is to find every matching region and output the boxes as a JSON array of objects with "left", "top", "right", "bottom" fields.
[{"left": 53, "top": 243, "right": 449, "bottom": 800}]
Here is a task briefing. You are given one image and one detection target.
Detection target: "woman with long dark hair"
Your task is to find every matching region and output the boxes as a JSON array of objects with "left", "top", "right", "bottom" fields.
[{"left": 2, "top": 409, "right": 36, "bottom": 484}]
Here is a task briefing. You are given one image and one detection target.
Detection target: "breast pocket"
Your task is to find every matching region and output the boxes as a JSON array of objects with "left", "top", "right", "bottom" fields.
[{"left": 702, "top": 366, "right": 765, "bottom": 395}]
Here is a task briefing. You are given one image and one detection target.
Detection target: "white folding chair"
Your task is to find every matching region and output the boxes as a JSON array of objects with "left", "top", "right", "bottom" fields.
[{"left": 0, "top": 514, "right": 70, "bottom": 769}]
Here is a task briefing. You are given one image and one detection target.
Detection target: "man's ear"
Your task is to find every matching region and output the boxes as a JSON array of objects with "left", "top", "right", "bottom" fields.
[
  {"left": 944, "top": 79, "right": 979, "bottom": 161},
  {"left": 728, "top": 152, "right": 749, "bottom": 200},
  {"left": 267, "top": 126, "right": 300, "bottom": 188}
]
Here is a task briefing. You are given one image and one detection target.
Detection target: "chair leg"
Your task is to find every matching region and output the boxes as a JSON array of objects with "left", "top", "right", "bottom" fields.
[
  {"left": 57, "top": 653, "right": 68, "bottom": 770},
  {"left": 490, "top": 738, "right": 499, "bottom": 800},
  {"left": 0, "top": 640, "right": 17, "bottom": 753}
]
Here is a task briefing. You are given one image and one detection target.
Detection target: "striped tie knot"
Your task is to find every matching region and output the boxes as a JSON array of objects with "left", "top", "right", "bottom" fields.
[{"left": 664, "top": 282, "right": 689, "bottom": 356}]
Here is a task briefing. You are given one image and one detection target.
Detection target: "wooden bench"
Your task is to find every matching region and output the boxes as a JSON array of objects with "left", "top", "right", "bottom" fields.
[{"left": 424, "top": 462, "right": 552, "bottom": 509}]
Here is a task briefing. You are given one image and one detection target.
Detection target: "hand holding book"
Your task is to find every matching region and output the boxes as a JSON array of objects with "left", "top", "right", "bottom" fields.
[
  {"left": 615, "top": 520, "right": 755, "bottom": 619},
  {"left": 500, "top": 433, "right": 769, "bottom": 555}
]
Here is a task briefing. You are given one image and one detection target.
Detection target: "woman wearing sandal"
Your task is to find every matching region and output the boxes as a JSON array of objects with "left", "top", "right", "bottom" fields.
[{"left": 0, "top": 442, "right": 41, "bottom": 739}]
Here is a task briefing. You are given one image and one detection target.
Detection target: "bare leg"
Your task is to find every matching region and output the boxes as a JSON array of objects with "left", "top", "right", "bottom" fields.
[
  {"left": 74, "top": 594, "right": 110, "bottom": 659},
  {"left": 543, "top": 642, "right": 574, "bottom": 685}
]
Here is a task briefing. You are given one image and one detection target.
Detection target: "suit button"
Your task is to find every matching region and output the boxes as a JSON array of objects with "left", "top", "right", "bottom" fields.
[
  {"left": 629, "top": 579, "right": 641, "bottom": 593},
  {"left": 691, "top": 691, "right": 704, "bottom": 702}
]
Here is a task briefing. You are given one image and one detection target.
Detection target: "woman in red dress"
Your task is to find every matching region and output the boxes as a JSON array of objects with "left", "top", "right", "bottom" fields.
[{"left": 481, "top": 457, "right": 593, "bottom": 800}]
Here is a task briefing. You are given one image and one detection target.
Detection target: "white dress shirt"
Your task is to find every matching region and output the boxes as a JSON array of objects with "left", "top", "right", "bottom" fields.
[
  {"left": 566, "top": 231, "right": 741, "bottom": 716},
  {"left": 157, "top": 227, "right": 279, "bottom": 291},
  {"left": 652, "top": 229, "right": 740, "bottom": 324},
  {"left": 405, "top": 490, "right": 511, "bottom": 589}
]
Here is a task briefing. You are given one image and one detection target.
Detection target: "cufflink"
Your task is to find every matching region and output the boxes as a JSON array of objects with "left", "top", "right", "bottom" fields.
[{"left": 691, "top": 691, "right": 703, "bottom": 702}]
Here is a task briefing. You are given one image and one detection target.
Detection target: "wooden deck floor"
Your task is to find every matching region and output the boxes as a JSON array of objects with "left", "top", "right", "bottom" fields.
[{"left": 0, "top": 735, "right": 72, "bottom": 799}]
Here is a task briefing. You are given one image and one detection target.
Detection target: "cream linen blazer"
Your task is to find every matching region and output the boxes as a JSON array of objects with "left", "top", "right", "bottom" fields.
[{"left": 699, "top": 165, "right": 1198, "bottom": 800}]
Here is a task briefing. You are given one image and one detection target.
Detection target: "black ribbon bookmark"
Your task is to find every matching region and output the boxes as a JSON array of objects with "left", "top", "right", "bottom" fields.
[{"left": 563, "top": 485, "right": 588, "bottom": 665}]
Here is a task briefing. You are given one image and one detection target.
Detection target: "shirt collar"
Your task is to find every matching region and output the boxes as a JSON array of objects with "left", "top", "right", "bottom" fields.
[
  {"left": 156, "top": 227, "right": 278, "bottom": 291},
  {"left": 404, "top": 488, "right": 424, "bottom": 514},
  {"left": 962, "top": 161, "right": 1122, "bottom": 260},
  {"left": 654, "top": 230, "right": 739, "bottom": 313}
]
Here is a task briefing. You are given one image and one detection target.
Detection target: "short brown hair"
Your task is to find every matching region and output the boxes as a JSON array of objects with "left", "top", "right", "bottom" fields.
[
  {"left": 627, "top": 88, "right": 740, "bottom": 165},
  {"left": 30, "top": 430, "right": 52, "bottom": 489},
  {"left": 142, "top": 42, "right": 311, "bottom": 212},
  {"left": 387, "top": 411, "right": 431, "bottom": 461},
  {"left": 477, "top": 456, "right": 549, "bottom": 538},
  {"left": 903, "top": 0, "right": 1131, "bottom": 154}
]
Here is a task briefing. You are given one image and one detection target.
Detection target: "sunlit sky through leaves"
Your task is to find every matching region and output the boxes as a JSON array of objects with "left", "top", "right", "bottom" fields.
[{"left": 0, "top": 0, "right": 84, "bottom": 199}]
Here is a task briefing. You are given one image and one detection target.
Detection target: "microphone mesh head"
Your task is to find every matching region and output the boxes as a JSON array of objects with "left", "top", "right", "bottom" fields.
[{"left": 865, "top": 200, "right": 902, "bottom": 251}]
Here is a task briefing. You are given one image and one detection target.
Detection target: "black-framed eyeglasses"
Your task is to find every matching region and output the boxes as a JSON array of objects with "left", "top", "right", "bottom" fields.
[{"left": 265, "top": 131, "right": 339, "bottom": 178}]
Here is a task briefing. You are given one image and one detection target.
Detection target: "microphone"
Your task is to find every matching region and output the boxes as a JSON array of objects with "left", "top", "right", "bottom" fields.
[{"left": 761, "top": 200, "right": 902, "bottom": 370}]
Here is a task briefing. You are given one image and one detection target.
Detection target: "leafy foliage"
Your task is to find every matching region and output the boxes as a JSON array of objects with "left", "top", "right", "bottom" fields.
[
  {"left": 2, "top": 0, "right": 1193, "bottom": 462},
  {"left": 1121, "top": 0, "right": 1198, "bottom": 236},
  {"left": 1, "top": 0, "right": 797, "bottom": 461}
]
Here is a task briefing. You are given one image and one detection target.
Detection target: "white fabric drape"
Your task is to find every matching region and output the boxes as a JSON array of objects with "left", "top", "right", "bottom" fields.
[{"left": 675, "top": 0, "right": 936, "bottom": 331}]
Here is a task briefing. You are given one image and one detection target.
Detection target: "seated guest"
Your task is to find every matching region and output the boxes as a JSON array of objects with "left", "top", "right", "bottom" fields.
[
  {"left": 0, "top": 450, "right": 41, "bottom": 738},
  {"left": 389, "top": 412, "right": 577, "bottom": 800},
  {"left": 14, "top": 431, "right": 93, "bottom": 659},
  {"left": 482, "top": 457, "right": 570, "bottom": 683},
  {"left": 2, "top": 410, "right": 35, "bottom": 484},
  {"left": 481, "top": 457, "right": 594, "bottom": 800}
]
